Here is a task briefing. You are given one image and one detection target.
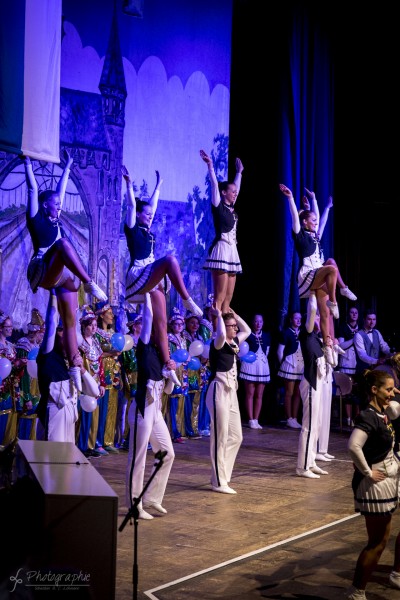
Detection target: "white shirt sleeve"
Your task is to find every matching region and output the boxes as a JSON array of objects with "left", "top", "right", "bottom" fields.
[{"left": 348, "top": 428, "right": 373, "bottom": 477}]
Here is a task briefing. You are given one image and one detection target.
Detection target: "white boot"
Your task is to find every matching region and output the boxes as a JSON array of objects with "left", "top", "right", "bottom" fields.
[
  {"left": 162, "top": 367, "right": 181, "bottom": 387},
  {"left": 182, "top": 296, "right": 203, "bottom": 317},
  {"left": 83, "top": 279, "right": 108, "bottom": 302},
  {"left": 340, "top": 286, "right": 357, "bottom": 301}
]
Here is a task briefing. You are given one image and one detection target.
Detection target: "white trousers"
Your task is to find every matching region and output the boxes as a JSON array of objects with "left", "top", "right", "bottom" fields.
[
  {"left": 317, "top": 367, "right": 333, "bottom": 454},
  {"left": 126, "top": 382, "right": 175, "bottom": 508},
  {"left": 206, "top": 374, "right": 243, "bottom": 488},
  {"left": 47, "top": 401, "right": 78, "bottom": 443},
  {"left": 297, "top": 376, "right": 322, "bottom": 470}
]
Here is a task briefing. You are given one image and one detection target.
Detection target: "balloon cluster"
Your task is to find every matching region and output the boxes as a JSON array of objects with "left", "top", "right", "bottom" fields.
[
  {"left": 170, "top": 340, "right": 208, "bottom": 370},
  {"left": 238, "top": 341, "right": 256, "bottom": 363},
  {"left": 110, "top": 332, "right": 135, "bottom": 352}
]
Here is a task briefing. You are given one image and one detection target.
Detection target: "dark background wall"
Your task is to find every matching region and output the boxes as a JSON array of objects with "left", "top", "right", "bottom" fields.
[{"left": 229, "top": 1, "right": 399, "bottom": 346}]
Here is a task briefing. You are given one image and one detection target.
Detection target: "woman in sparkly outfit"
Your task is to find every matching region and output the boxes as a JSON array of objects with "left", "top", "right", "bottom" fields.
[
  {"left": 77, "top": 306, "right": 105, "bottom": 458},
  {"left": 0, "top": 312, "right": 21, "bottom": 445}
]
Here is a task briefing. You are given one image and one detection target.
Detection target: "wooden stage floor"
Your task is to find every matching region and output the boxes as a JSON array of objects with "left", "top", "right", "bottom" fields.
[{"left": 93, "top": 421, "right": 400, "bottom": 600}]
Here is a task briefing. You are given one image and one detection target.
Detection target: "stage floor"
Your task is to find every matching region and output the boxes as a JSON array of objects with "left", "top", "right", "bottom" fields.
[{"left": 93, "top": 422, "right": 400, "bottom": 600}]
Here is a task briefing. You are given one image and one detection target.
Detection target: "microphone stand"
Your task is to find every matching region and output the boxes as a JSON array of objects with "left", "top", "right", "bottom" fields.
[{"left": 119, "top": 449, "right": 167, "bottom": 600}]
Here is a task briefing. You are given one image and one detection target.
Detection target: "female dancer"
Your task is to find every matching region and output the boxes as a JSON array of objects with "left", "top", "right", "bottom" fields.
[
  {"left": 200, "top": 149, "right": 244, "bottom": 317},
  {"left": 346, "top": 369, "right": 400, "bottom": 599},
  {"left": 301, "top": 189, "right": 357, "bottom": 301},
  {"left": 279, "top": 183, "right": 338, "bottom": 354},
  {"left": 24, "top": 150, "right": 107, "bottom": 392},
  {"left": 122, "top": 165, "right": 202, "bottom": 385},
  {"left": 239, "top": 313, "right": 271, "bottom": 430},
  {"left": 277, "top": 311, "right": 303, "bottom": 429}
]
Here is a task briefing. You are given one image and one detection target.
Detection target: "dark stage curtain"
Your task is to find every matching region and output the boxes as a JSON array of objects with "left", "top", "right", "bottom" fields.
[{"left": 230, "top": 3, "right": 334, "bottom": 333}]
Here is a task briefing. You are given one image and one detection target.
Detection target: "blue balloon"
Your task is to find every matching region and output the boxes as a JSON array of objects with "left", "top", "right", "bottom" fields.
[
  {"left": 241, "top": 351, "right": 257, "bottom": 363},
  {"left": 171, "top": 348, "right": 189, "bottom": 363},
  {"left": 27, "top": 347, "right": 39, "bottom": 360},
  {"left": 111, "top": 332, "right": 125, "bottom": 351},
  {"left": 187, "top": 356, "right": 201, "bottom": 370}
]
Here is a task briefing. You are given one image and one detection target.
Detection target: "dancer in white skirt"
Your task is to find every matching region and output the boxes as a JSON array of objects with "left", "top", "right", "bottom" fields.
[
  {"left": 199, "top": 150, "right": 243, "bottom": 323},
  {"left": 277, "top": 311, "right": 304, "bottom": 429},
  {"left": 24, "top": 150, "right": 107, "bottom": 393},
  {"left": 301, "top": 189, "right": 357, "bottom": 301},
  {"left": 122, "top": 166, "right": 202, "bottom": 387},
  {"left": 346, "top": 369, "right": 400, "bottom": 599},
  {"left": 279, "top": 183, "right": 338, "bottom": 356},
  {"left": 239, "top": 313, "right": 271, "bottom": 429}
]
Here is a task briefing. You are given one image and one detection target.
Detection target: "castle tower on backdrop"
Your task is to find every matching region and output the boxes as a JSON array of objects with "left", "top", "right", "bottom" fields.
[{"left": 60, "top": 2, "right": 127, "bottom": 305}]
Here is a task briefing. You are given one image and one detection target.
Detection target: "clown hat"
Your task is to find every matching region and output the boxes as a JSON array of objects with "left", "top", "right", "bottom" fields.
[
  {"left": 169, "top": 307, "right": 185, "bottom": 326},
  {"left": 80, "top": 304, "right": 96, "bottom": 323},
  {"left": 95, "top": 301, "right": 112, "bottom": 316}
]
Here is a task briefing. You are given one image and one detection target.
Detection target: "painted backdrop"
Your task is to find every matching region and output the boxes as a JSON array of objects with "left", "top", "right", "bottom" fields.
[{"left": 0, "top": 0, "right": 233, "bottom": 329}]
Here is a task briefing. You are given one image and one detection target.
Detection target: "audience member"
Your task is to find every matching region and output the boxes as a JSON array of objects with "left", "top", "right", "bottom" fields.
[
  {"left": 354, "top": 310, "right": 392, "bottom": 407},
  {"left": 165, "top": 309, "right": 188, "bottom": 443},
  {"left": 0, "top": 311, "right": 19, "bottom": 445},
  {"left": 15, "top": 309, "right": 43, "bottom": 440},
  {"left": 336, "top": 306, "right": 360, "bottom": 426},
  {"left": 183, "top": 313, "right": 203, "bottom": 439},
  {"left": 76, "top": 305, "right": 106, "bottom": 457},
  {"left": 95, "top": 303, "right": 122, "bottom": 454}
]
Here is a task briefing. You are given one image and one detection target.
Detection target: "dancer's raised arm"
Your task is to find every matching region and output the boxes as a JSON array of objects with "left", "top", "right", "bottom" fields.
[
  {"left": 56, "top": 148, "right": 74, "bottom": 211},
  {"left": 279, "top": 183, "right": 300, "bottom": 234}
]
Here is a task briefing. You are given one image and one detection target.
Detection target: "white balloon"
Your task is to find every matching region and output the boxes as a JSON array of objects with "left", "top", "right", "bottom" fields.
[
  {"left": 26, "top": 359, "right": 38, "bottom": 379},
  {"left": 0, "top": 357, "right": 12, "bottom": 380},
  {"left": 123, "top": 334, "right": 134, "bottom": 352},
  {"left": 189, "top": 340, "right": 204, "bottom": 357},
  {"left": 238, "top": 341, "right": 249, "bottom": 358},
  {"left": 79, "top": 394, "right": 98, "bottom": 413}
]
